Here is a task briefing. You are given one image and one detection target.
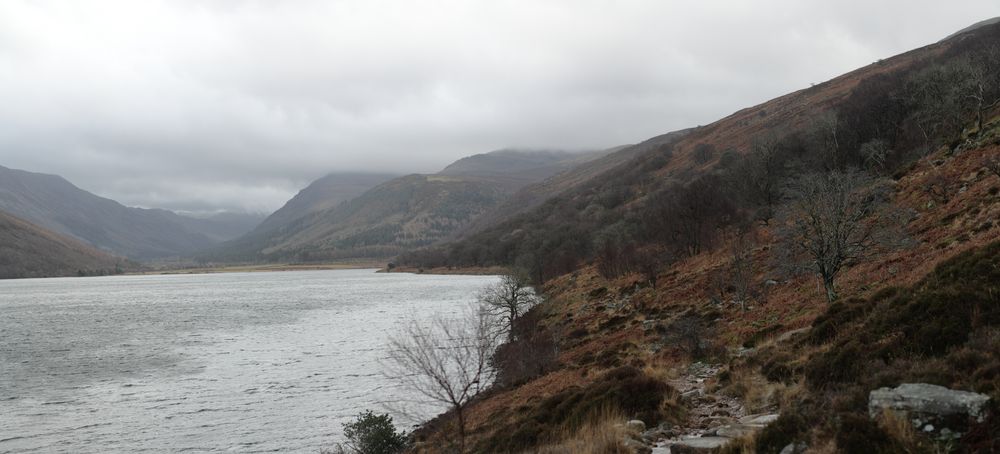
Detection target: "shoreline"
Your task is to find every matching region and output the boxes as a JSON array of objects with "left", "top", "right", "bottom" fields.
[
  {"left": 379, "top": 265, "right": 507, "bottom": 275},
  {"left": 130, "top": 262, "right": 385, "bottom": 276}
]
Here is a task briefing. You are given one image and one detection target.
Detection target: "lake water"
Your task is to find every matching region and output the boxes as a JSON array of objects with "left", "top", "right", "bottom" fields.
[{"left": 0, "top": 269, "right": 498, "bottom": 453}]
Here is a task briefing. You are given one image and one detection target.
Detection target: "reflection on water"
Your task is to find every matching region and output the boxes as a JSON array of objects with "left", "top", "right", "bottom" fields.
[{"left": 0, "top": 269, "right": 497, "bottom": 453}]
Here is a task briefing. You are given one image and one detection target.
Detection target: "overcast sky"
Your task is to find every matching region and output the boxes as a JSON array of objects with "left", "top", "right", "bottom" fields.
[{"left": 1, "top": 1, "right": 998, "bottom": 214}]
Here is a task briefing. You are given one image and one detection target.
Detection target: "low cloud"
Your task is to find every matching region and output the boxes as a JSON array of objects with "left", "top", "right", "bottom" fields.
[{"left": 0, "top": 0, "right": 996, "bottom": 213}]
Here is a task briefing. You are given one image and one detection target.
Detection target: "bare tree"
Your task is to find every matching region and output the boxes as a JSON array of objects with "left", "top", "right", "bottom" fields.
[
  {"left": 664, "top": 313, "right": 711, "bottom": 358},
  {"left": 778, "top": 170, "right": 902, "bottom": 303},
  {"left": 962, "top": 45, "right": 1000, "bottom": 136},
  {"left": 728, "top": 232, "right": 762, "bottom": 312},
  {"left": 808, "top": 111, "right": 844, "bottom": 170},
  {"left": 479, "top": 271, "right": 539, "bottom": 340},
  {"left": 384, "top": 307, "right": 500, "bottom": 453},
  {"left": 735, "top": 133, "right": 786, "bottom": 222}
]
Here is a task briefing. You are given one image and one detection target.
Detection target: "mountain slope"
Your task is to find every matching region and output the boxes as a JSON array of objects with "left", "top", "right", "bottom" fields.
[
  {"left": 460, "top": 132, "right": 691, "bottom": 236},
  {"left": 0, "top": 165, "right": 214, "bottom": 260},
  {"left": 170, "top": 211, "right": 268, "bottom": 243},
  {"left": 407, "top": 19, "right": 1000, "bottom": 453},
  {"left": 252, "top": 173, "right": 398, "bottom": 234},
  {"left": 401, "top": 20, "right": 995, "bottom": 280},
  {"left": 438, "top": 149, "right": 606, "bottom": 191},
  {"left": 0, "top": 210, "right": 127, "bottom": 279},
  {"left": 203, "top": 149, "right": 609, "bottom": 263}
]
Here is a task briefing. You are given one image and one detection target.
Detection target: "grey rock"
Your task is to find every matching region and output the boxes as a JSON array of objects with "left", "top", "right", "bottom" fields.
[
  {"left": 626, "top": 419, "right": 646, "bottom": 433},
  {"left": 715, "top": 423, "right": 759, "bottom": 438},
  {"left": 779, "top": 442, "right": 808, "bottom": 454},
  {"left": 739, "top": 414, "right": 780, "bottom": 426},
  {"left": 670, "top": 436, "right": 731, "bottom": 453},
  {"left": 869, "top": 383, "right": 991, "bottom": 422}
]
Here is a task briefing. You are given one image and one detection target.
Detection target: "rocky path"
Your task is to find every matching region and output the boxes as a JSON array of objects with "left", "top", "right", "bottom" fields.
[{"left": 636, "top": 362, "right": 780, "bottom": 453}]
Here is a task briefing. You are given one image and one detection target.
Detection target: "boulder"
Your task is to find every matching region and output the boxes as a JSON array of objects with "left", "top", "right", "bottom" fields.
[
  {"left": 714, "top": 423, "right": 759, "bottom": 438},
  {"left": 669, "top": 436, "right": 731, "bottom": 453},
  {"left": 626, "top": 419, "right": 647, "bottom": 433},
  {"left": 868, "top": 383, "right": 991, "bottom": 423}
]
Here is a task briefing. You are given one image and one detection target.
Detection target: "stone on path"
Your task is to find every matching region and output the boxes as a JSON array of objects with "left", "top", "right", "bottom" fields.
[{"left": 669, "top": 436, "right": 731, "bottom": 453}]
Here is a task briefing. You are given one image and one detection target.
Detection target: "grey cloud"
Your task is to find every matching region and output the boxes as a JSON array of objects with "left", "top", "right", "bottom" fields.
[{"left": 0, "top": 0, "right": 997, "bottom": 213}]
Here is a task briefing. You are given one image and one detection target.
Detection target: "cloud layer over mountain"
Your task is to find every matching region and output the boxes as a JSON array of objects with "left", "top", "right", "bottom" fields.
[{"left": 1, "top": 0, "right": 996, "bottom": 213}]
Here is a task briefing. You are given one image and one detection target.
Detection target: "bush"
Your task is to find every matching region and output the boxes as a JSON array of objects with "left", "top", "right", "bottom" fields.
[
  {"left": 835, "top": 413, "right": 900, "bottom": 454},
  {"left": 492, "top": 309, "right": 559, "bottom": 387},
  {"left": 754, "top": 412, "right": 808, "bottom": 454},
  {"left": 333, "top": 411, "right": 407, "bottom": 454}
]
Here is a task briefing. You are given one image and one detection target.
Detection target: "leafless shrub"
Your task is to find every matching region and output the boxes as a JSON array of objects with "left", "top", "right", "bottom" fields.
[
  {"left": 384, "top": 306, "right": 500, "bottom": 453},
  {"left": 478, "top": 271, "right": 539, "bottom": 341},
  {"left": 776, "top": 170, "right": 907, "bottom": 303}
]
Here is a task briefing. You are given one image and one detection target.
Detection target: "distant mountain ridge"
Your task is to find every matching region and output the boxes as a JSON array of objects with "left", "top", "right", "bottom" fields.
[
  {"left": 0, "top": 165, "right": 227, "bottom": 259},
  {"left": 201, "top": 149, "right": 611, "bottom": 263},
  {"left": 251, "top": 173, "right": 398, "bottom": 235},
  {"left": 0, "top": 210, "right": 128, "bottom": 279}
]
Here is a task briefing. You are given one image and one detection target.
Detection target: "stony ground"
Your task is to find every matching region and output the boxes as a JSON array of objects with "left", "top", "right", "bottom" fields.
[{"left": 627, "top": 362, "right": 780, "bottom": 453}]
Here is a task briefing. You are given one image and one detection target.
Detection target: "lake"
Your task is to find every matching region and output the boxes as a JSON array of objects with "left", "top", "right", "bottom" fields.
[{"left": 0, "top": 269, "right": 498, "bottom": 453}]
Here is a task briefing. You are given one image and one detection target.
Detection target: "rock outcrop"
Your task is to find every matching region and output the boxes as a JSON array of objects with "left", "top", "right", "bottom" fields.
[
  {"left": 869, "top": 383, "right": 991, "bottom": 440},
  {"left": 869, "top": 383, "right": 991, "bottom": 422}
]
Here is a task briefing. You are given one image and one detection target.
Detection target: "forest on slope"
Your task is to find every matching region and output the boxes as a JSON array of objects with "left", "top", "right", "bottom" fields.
[{"left": 0, "top": 210, "right": 129, "bottom": 279}]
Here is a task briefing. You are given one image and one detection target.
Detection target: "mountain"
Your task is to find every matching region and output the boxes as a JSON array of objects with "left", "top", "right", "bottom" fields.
[
  {"left": 0, "top": 210, "right": 128, "bottom": 279},
  {"left": 202, "top": 149, "right": 610, "bottom": 263},
  {"left": 170, "top": 211, "right": 268, "bottom": 243},
  {"left": 405, "top": 19, "right": 1000, "bottom": 453},
  {"left": 438, "top": 149, "right": 607, "bottom": 191},
  {"left": 459, "top": 132, "right": 692, "bottom": 235},
  {"left": 251, "top": 173, "right": 398, "bottom": 235},
  {"left": 0, "top": 165, "right": 215, "bottom": 260},
  {"left": 402, "top": 18, "right": 994, "bottom": 278},
  {"left": 943, "top": 16, "right": 1000, "bottom": 40}
]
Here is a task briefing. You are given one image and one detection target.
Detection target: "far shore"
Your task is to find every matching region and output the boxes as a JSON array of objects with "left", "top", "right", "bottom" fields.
[
  {"left": 379, "top": 265, "right": 507, "bottom": 276},
  {"left": 130, "top": 262, "right": 385, "bottom": 276}
]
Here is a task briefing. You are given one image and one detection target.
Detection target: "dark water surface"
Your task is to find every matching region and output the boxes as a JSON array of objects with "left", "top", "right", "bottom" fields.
[{"left": 0, "top": 269, "right": 497, "bottom": 453}]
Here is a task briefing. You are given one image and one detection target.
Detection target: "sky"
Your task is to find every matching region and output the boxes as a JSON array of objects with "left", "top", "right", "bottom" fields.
[{"left": 1, "top": 1, "right": 998, "bottom": 215}]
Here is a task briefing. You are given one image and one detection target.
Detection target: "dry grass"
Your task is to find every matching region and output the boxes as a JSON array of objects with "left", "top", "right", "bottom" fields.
[
  {"left": 719, "top": 365, "right": 784, "bottom": 413},
  {"left": 877, "top": 409, "right": 922, "bottom": 451},
  {"left": 532, "top": 409, "right": 632, "bottom": 454}
]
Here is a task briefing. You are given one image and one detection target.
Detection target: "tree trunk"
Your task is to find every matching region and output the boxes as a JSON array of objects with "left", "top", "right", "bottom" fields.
[
  {"left": 823, "top": 276, "right": 838, "bottom": 303},
  {"left": 457, "top": 406, "right": 466, "bottom": 454}
]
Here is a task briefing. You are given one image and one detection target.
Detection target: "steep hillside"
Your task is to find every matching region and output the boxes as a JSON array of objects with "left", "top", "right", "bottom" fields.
[
  {"left": 204, "top": 150, "right": 608, "bottom": 263},
  {"left": 404, "top": 20, "right": 1000, "bottom": 454},
  {"left": 252, "top": 172, "right": 397, "bottom": 234},
  {"left": 0, "top": 166, "right": 215, "bottom": 260},
  {"left": 460, "top": 132, "right": 691, "bottom": 236},
  {"left": 0, "top": 210, "right": 128, "bottom": 279},
  {"left": 401, "top": 21, "right": 997, "bottom": 282}
]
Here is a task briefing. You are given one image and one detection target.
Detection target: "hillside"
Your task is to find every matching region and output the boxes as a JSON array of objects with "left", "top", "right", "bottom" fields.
[
  {"left": 403, "top": 20, "right": 1000, "bottom": 453},
  {"left": 252, "top": 172, "right": 398, "bottom": 234},
  {"left": 0, "top": 210, "right": 128, "bottom": 279},
  {"left": 438, "top": 149, "right": 606, "bottom": 191},
  {"left": 400, "top": 19, "right": 991, "bottom": 280},
  {"left": 459, "top": 132, "right": 691, "bottom": 236},
  {"left": 0, "top": 165, "right": 217, "bottom": 260},
  {"left": 202, "top": 150, "right": 609, "bottom": 263}
]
